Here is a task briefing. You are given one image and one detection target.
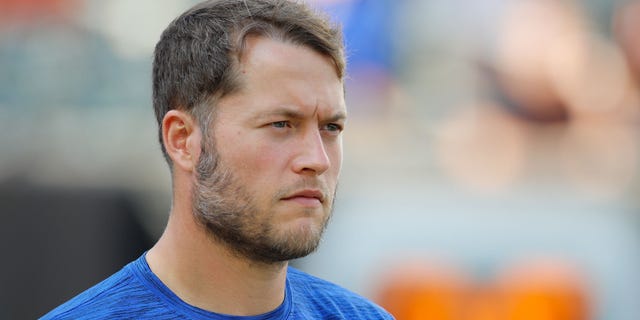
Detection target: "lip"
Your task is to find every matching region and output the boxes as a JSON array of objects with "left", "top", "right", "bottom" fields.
[{"left": 281, "top": 189, "right": 325, "bottom": 205}]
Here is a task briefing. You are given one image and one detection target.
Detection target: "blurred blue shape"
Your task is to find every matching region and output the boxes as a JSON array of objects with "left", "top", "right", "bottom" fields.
[{"left": 317, "top": 0, "right": 398, "bottom": 75}]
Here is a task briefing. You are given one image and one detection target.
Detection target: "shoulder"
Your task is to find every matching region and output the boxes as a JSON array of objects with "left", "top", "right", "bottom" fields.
[
  {"left": 287, "top": 267, "right": 394, "bottom": 319},
  {"left": 40, "top": 257, "right": 174, "bottom": 320},
  {"left": 40, "top": 263, "right": 137, "bottom": 319}
]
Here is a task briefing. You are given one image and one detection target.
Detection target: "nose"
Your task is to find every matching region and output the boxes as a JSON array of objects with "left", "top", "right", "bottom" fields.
[{"left": 292, "top": 129, "right": 331, "bottom": 175}]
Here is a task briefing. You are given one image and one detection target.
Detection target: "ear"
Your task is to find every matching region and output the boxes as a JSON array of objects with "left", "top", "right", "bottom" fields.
[{"left": 162, "top": 110, "right": 202, "bottom": 172}]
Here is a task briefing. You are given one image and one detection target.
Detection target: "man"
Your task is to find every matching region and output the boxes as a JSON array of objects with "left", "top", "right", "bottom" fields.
[{"left": 41, "top": 0, "right": 393, "bottom": 319}]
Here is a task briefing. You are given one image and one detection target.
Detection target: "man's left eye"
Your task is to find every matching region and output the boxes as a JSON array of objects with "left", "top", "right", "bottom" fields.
[{"left": 323, "top": 123, "right": 343, "bottom": 132}]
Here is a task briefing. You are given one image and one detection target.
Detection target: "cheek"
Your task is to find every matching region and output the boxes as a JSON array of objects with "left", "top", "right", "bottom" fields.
[
  {"left": 216, "top": 128, "right": 281, "bottom": 172},
  {"left": 232, "top": 140, "right": 289, "bottom": 178},
  {"left": 325, "top": 141, "right": 343, "bottom": 180},
  {"left": 254, "top": 146, "right": 284, "bottom": 170}
]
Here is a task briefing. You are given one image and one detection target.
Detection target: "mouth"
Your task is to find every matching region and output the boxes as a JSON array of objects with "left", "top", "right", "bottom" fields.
[{"left": 281, "top": 189, "right": 325, "bottom": 207}]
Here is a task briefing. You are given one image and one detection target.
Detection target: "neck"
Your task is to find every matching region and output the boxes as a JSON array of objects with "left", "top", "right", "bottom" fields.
[{"left": 146, "top": 201, "right": 288, "bottom": 316}]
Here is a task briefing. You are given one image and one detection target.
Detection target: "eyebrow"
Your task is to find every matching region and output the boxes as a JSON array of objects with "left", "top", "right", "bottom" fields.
[
  {"left": 322, "top": 109, "right": 348, "bottom": 123},
  {"left": 253, "top": 107, "right": 347, "bottom": 123}
]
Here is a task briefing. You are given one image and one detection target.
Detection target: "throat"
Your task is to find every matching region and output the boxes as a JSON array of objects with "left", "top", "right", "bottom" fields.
[{"left": 146, "top": 220, "right": 289, "bottom": 316}]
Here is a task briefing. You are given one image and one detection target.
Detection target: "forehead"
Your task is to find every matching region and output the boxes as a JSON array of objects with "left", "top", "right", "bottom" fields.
[
  {"left": 235, "top": 30, "right": 343, "bottom": 79},
  {"left": 219, "top": 36, "right": 346, "bottom": 119},
  {"left": 238, "top": 35, "right": 341, "bottom": 81}
]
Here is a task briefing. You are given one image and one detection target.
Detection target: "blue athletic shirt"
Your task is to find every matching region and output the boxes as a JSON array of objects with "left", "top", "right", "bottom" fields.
[{"left": 41, "top": 254, "right": 394, "bottom": 319}]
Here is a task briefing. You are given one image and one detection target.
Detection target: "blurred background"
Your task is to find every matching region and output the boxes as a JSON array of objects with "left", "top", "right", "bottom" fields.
[{"left": 1, "top": 0, "right": 639, "bottom": 319}]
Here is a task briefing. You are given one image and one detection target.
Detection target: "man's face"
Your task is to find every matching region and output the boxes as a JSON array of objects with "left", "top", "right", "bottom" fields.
[{"left": 192, "top": 36, "right": 346, "bottom": 264}]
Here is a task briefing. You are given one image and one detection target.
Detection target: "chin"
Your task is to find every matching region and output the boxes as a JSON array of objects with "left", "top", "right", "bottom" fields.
[{"left": 280, "top": 220, "right": 324, "bottom": 247}]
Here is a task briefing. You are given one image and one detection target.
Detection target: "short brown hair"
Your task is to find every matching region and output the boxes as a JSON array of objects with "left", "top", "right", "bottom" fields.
[{"left": 152, "top": 0, "right": 345, "bottom": 165}]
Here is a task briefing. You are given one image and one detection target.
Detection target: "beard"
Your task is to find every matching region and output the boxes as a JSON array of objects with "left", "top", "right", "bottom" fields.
[{"left": 191, "top": 134, "right": 334, "bottom": 264}]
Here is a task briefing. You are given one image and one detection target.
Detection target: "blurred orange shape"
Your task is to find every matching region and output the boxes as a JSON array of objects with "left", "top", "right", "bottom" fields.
[
  {"left": 464, "top": 286, "right": 505, "bottom": 320},
  {"left": 497, "top": 259, "right": 591, "bottom": 320},
  {"left": 375, "top": 260, "right": 470, "bottom": 320}
]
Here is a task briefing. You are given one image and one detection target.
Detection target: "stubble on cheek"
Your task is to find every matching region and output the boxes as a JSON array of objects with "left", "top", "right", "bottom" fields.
[{"left": 190, "top": 125, "right": 340, "bottom": 263}]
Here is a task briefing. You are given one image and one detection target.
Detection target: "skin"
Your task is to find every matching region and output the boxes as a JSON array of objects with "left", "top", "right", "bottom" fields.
[{"left": 146, "top": 35, "right": 346, "bottom": 316}]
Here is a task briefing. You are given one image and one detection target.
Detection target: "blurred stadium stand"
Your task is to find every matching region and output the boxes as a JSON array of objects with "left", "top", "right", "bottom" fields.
[{"left": 0, "top": 182, "right": 152, "bottom": 319}]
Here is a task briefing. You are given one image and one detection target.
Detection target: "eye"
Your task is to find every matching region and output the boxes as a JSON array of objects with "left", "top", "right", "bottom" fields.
[
  {"left": 323, "top": 123, "right": 343, "bottom": 133},
  {"left": 271, "top": 121, "right": 291, "bottom": 129}
]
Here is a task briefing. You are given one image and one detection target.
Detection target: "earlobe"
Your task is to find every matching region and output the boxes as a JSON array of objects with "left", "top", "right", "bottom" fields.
[{"left": 162, "top": 110, "right": 201, "bottom": 172}]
